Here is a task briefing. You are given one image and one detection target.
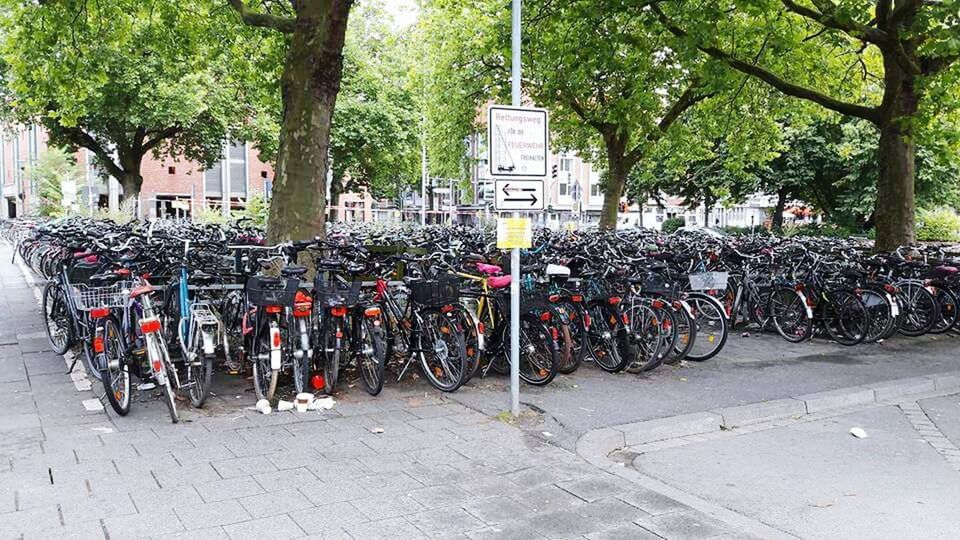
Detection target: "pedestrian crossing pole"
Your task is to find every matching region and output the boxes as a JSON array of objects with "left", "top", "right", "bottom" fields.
[{"left": 509, "top": 0, "right": 521, "bottom": 418}]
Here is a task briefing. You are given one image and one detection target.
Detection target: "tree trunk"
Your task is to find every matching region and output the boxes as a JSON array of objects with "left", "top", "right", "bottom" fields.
[
  {"left": 599, "top": 136, "right": 629, "bottom": 230},
  {"left": 873, "top": 57, "right": 919, "bottom": 251},
  {"left": 266, "top": 2, "right": 351, "bottom": 243},
  {"left": 772, "top": 186, "right": 788, "bottom": 232}
]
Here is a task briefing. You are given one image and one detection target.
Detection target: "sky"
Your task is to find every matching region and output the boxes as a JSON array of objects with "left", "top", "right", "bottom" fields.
[{"left": 384, "top": 0, "right": 420, "bottom": 29}]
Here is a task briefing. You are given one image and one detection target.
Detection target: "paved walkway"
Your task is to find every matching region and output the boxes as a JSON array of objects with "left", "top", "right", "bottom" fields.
[{"left": 0, "top": 244, "right": 767, "bottom": 539}]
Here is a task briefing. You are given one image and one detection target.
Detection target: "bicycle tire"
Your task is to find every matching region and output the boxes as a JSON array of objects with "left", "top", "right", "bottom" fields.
[
  {"left": 42, "top": 282, "right": 73, "bottom": 355},
  {"left": 769, "top": 287, "right": 812, "bottom": 343},
  {"left": 683, "top": 293, "right": 728, "bottom": 361},
  {"left": 822, "top": 289, "right": 868, "bottom": 346},
  {"left": 357, "top": 316, "right": 386, "bottom": 396},
  {"left": 101, "top": 315, "right": 131, "bottom": 416},
  {"left": 518, "top": 313, "right": 559, "bottom": 386},
  {"left": 418, "top": 307, "right": 467, "bottom": 392}
]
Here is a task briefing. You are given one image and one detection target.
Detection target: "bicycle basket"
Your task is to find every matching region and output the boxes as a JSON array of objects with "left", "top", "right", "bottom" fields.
[
  {"left": 314, "top": 278, "right": 362, "bottom": 308},
  {"left": 408, "top": 273, "right": 460, "bottom": 307},
  {"left": 688, "top": 271, "right": 729, "bottom": 291},
  {"left": 69, "top": 281, "right": 135, "bottom": 311},
  {"left": 245, "top": 276, "right": 299, "bottom": 307}
]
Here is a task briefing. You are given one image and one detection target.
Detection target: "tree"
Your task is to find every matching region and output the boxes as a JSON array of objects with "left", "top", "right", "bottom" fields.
[
  {"left": 227, "top": 0, "right": 353, "bottom": 242},
  {"left": 24, "top": 147, "right": 85, "bottom": 218},
  {"left": 0, "top": 0, "right": 264, "bottom": 207},
  {"left": 650, "top": 0, "right": 960, "bottom": 249},
  {"left": 422, "top": 0, "right": 785, "bottom": 229},
  {"left": 328, "top": 2, "right": 421, "bottom": 218}
]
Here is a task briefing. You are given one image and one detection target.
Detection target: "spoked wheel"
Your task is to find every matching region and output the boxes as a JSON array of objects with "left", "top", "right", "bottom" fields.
[
  {"left": 559, "top": 300, "right": 588, "bottom": 373},
  {"left": 622, "top": 303, "right": 662, "bottom": 372},
  {"left": 586, "top": 300, "right": 630, "bottom": 373},
  {"left": 186, "top": 353, "right": 214, "bottom": 408},
  {"left": 101, "top": 316, "right": 131, "bottom": 416},
  {"left": 42, "top": 282, "right": 73, "bottom": 355},
  {"left": 897, "top": 281, "right": 939, "bottom": 337},
  {"left": 930, "top": 287, "right": 958, "bottom": 334},
  {"left": 418, "top": 308, "right": 467, "bottom": 392},
  {"left": 518, "top": 313, "right": 559, "bottom": 386},
  {"left": 769, "top": 287, "right": 812, "bottom": 343},
  {"left": 356, "top": 316, "right": 387, "bottom": 396},
  {"left": 684, "top": 293, "right": 728, "bottom": 361},
  {"left": 319, "top": 316, "right": 343, "bottom": 395},
  {"left": 860, "top": 288, "right": 895, "bottom": 343},
  {"left": 251, "top": 331, "right": 278, "bottom": 402},
  {"left": 822, "top": 290, "right": 868, "bottom": 346}
]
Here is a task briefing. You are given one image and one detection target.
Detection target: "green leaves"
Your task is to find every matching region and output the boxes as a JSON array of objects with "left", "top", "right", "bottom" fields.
[{"left": 0, "top": 0, "right": 272, "bottom": 188}]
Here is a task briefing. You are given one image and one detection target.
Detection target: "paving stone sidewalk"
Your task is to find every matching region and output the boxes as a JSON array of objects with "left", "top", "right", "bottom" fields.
[{"left": 0, "top": 243, "right": 771, "bottom": 539}]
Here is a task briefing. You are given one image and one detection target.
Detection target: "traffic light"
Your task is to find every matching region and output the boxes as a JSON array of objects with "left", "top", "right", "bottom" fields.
[{"left": 551, "top": 164, "right": 558, "bottom": 180}]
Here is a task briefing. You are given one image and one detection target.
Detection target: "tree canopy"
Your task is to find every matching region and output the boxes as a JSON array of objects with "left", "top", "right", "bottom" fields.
[{"left": 0, "top": 0, "right": 268, "bottom": 202}]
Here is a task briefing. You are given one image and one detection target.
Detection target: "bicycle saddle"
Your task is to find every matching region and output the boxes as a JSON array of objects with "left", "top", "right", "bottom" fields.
[
  {"left": 88, "top": 273, "right": 123, "bottom": 285},
  {"left": 280, "top": 265, "right": 308, "bottom": 278},
  {"left": 931, "top": 265, "right": 958, "bottom": 278},
  {"left": 488, "top": 275, "right": 512, "bottom": 289},
  {"left": 191, "top": 271, "right": 218, "bottom": 285},
  {"left": 316, "top": 259, "right": 342, "bottom": 269},
  {"left": 476, "top": 263, "right": 502, "bottom": 276}
]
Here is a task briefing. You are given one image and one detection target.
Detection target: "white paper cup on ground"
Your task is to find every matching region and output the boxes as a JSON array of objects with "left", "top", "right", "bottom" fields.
[
  {"left": 277, "top": 400, "right": 294, "bottom": 412},
  {"left": 255, "top": 399, "right": 272, "bottom": 415}
]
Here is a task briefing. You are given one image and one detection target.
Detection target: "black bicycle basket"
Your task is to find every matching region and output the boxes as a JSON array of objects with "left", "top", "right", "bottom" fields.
[
  {"left": 245, "top": 276, "right": 299, "bottom": 307},
  {"left": 314, "top": 277, "right": 361, "bottom": 308},
  {"left": 408, "top": 273, "right": 460, "bottom": 307}
]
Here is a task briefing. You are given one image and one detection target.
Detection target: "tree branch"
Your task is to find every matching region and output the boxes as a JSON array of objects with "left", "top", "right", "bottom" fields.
[
  {"left": 652, "top": 4, "right": 881, "bottom": 123},
  {"left": 887, "top": 0, "right": 924, "bottom": 26},
  {"left": 781, "top": 0, "right": 887, "bottom": 43},
  {"left": 59, "top": 126, "right": 124, "bottom": 178},
  {"left": 142, "top": 126, "right": 181, "bottom": 153},
  {"left": 226, "top": 0, "right": 295, "bottom": 33}
]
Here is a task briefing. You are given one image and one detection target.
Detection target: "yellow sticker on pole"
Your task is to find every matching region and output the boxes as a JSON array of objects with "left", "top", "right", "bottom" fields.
[{"left": 497, "top": 218, "right": 532, "bottom": 249}]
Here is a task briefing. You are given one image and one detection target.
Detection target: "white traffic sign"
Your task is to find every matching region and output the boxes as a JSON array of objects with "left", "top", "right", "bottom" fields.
[
  {"left": 495, "top": 179, "right": 544, "bottom": 211},
  {"left": 488, "top": 105, "right": 549, "bottom": 178}
]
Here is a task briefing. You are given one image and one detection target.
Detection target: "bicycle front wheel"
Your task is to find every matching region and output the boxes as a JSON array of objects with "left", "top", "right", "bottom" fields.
[
  {"left": 418, "top": 308, "right": 467, "bottom": 392},
  {"left": 42, "top": 282, "right": 73, "bottom": 355}
]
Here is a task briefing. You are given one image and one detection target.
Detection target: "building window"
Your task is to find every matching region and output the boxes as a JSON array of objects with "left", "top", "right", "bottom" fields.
[
  {"left": 590, "top": 183, "right": 602, "bottom": 197},
  {"left": 559, "top": 182, "right": 568, "bottom": 197},
  {"left": 560, "top": 158, "right": 573, "bottom": 172}
]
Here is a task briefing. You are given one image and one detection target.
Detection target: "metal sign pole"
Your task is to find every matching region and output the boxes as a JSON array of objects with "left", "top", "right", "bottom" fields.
[{"left": 509, "top": 0, "right": 521, "bottom": 418}]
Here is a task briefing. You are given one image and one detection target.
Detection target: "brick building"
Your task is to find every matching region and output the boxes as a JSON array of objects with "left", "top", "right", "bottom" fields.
[{"left": 0, "top": 125, "right": 276, "bottom": 220}]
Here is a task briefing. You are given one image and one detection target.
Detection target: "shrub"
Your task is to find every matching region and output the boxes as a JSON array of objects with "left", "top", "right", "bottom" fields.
[
  {"left": 661, "top": 217, "right": 686, "bottom": 234},
  {"left": 917, "top": 207, "right": 960, "bottom": 242}
]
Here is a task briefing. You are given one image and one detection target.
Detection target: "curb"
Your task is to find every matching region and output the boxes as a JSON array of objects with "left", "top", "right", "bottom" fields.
[
  {"left": 577, "top": 371, "right": 960, "bottom": 464},
  {"left": 576, "top": 372, "right": 960, "bottom": 540},
  {"left": 585, "top": 370, "right": 960, "bottom": 458}
]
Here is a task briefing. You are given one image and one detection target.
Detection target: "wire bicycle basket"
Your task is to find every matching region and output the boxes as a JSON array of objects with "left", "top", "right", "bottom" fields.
[
  {"left": 314, "top": 277, "right": 361, "bottom": 308},
  {"left": 688, "top": 271, "right": 730, "bottom": 291},
  {"left": 408, "top": 273, "right": 460, "bottom": 307},
  {"left": 69, "top": 281, "right": 135, "bottom": 312},
  {"left": 245, "top": 276, "right": 299, "bottom": 307}
]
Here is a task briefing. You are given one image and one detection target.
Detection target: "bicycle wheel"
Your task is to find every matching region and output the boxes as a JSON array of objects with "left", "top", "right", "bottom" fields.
[
  {"left": 769, "top": 287, "right": 812, "bottom": 343},
  {"left": 670, "top": 302, "right": 698, "bottom": 362},
  {"left": 251, "top": 329, "right": 278, "bottom": 401},
  {"left": 357, "top": 316, "right": 386, "bottom": 396},
  {"left": 518, "top": 313, "right": 559, "bottom": 386},
  {"left": 185, "top": 325, "right": 214, "bottom": 408},
  {"left": 559, "top": 300, "right": 588, "bottom": 372},
  {"left": 101, "top": 315, "right": 131, "bottom": 416},
  {"left": 586, "top": 300, "right": 631, "bottom": 373},
  {"left": 684, "top": 293, "right": 728, "bottom": 361},
  {"left": 897, "top": 281, "right": 939, "bottom": 337},
  {"left": 622, "top": 303, "right": 662, "bottom": 372},
  {"left": 929, "top": 286, "right": 958, "bottom": 334},
  {"left": 418, "top": 308, "right": 467, "bottom": 392},
  {"left": 860, "top": 288, "right": 895, "bottom": 343},
  {"left": 42, "top": 282, "right": 73, "bottom": 355},
  {"left": 822, "top": 290, "right": 868, "bottom": 346},
  {"left": 319, "top": 315, "right": 343, "bottom": 395}
]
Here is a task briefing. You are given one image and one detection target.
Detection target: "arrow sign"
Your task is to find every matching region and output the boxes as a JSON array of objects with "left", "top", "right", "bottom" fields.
[{"left": 494, "top": 179, "right": 544, "bottom": 211}]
